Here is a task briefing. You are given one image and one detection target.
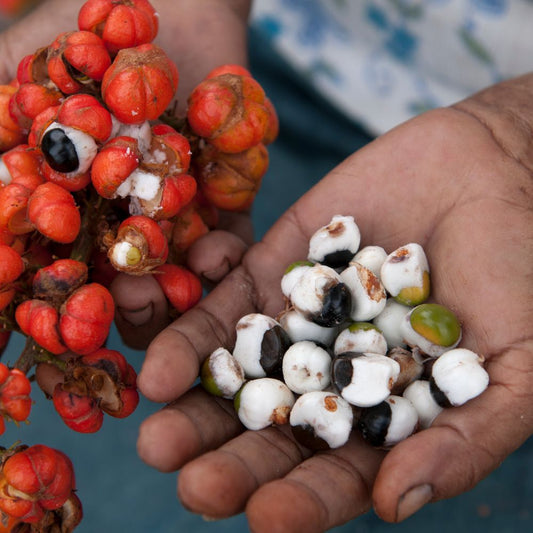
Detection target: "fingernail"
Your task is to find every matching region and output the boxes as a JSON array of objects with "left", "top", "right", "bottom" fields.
[
  {"left": 116, "top": 302, "right": 154, "bottom": 326},
  {"left": 396, "top": 484, "right": 433, "bottom": 522},
  {"left": 202, "top": 258, "right": 231, "bottom": 283}
]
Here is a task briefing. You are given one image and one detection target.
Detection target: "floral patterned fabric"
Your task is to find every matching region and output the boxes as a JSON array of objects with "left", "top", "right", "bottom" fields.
[{"left": 250, "top": 0, "right": 533, "bottom": 134}]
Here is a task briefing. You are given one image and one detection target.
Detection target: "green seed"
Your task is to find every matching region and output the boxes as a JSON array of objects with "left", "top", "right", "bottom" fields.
[
  {"left": 395, "top": 270, "right": 431, "bottom": 306},
  {"left": 284, "top": 260, "right": 314, "bottom": 274},
  {"left": 200, "top": 356, "right": 222, "bottom": 397},
  {"left": 347, "top": 322, "right": 382, "bottom": 333},
  {"left": 409, "top": 303, "right": 461, "bottom": 347},
  {"left": 126, "top": 246, "right": 142, "bottom": 266},
  {"left": 233, "top": 385, "right": 244, "bottom": 412}
]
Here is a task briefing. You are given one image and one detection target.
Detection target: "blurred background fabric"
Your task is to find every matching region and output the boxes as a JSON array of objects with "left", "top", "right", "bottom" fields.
[{"left": 0, "top": 10, "right": 531, "bottom": 533}]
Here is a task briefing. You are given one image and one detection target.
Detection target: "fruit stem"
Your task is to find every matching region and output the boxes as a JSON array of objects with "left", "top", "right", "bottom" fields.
[
  {"left": 14, "top": 336, "right": 67, "bottom": 374},
  {"left": 70, "top": 187, "right": 110, "bottom": 264}
]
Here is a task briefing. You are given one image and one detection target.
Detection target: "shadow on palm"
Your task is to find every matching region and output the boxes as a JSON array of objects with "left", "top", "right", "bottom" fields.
[{"left": 137, "top": 99, "right": 532, "bottom": 530}]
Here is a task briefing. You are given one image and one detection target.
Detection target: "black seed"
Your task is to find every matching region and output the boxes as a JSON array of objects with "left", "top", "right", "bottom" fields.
[
  {"left": 260, "top": 325, "right": 292, "bottom": 375},
  {"left": 314, "top": 282, "right": 352, "bottom": 327},
  {"left": 41, "top": 128, "right": 79, "bottom": 173},
  {"left": 91, "top": 358, "right": 119, "bottom": 381},
  {"left": 331, "top": 354, "right": 356, "bottom": 391},
  {"left": 65, "top": 59, "right": 91, "bottom": 83},
  {"left": 357, "top": 401, "right": 392, "bottom": 447},
  {"left": 429, "top": 377, "right": 452, "bottom": 408},
  {"left": 321, "top": 249, "right": 354, "bottom": 270},
  {"left": 291, "top": 424, "right": 331, "bottom": 451}
]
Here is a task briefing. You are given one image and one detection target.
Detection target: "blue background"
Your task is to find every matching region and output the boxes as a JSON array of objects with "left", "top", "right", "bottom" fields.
[{"left": 1, "top": 25, "right": 531, "bottom": 533}]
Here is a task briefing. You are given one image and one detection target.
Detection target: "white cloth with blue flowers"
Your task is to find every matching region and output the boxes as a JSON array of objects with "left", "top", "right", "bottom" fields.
[{"left": 251, "top": 0, "right": 533, "bottom": 135}]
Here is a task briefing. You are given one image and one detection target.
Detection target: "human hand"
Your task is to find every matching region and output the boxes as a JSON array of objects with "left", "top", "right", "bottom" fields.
[
  {"left": 0, "top": 0, "right": 255, "bottom": 348},
  {"left": 136, "top": 74, "right": 533, "bottom": 531}
]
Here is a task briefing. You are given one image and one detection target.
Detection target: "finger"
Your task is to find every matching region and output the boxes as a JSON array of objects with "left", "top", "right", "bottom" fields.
[
  {"left": 216, "top": 210, "right": 254, "bottom": 245},
  {"left": 177, "top": 425, "right": 309, "bottom": 519},
  {"left": 186, "top": 229, "right": 248, "bottom": 285},
  {"left": 372, "top": 344, "right": 533, "bottom": 522},
  {"left": 35, "top": 360, "right": 65, "bottom": 397},
  {"left": 137, "top": 265, "right": 259, "bottom": 403},
  {"left": 34, "top": 350, "right": 80, "bottom": 396},
  {"left": 137, "top": 386, "right": 243, "bottom": 472},
  {"left": 245, "top": 434, "right": 385, "bottom": 533},
  {"left": 110, "top": 273, "right": 170, "bottom": 350},
  {"left": 137, "top": 209, "right": 315, "bottom": 404},
  {"left": 138, "top": 213, "right": 311, "bottom": 404}
]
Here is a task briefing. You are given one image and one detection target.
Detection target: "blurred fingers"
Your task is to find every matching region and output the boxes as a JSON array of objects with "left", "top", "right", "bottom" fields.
[
  {"left": 215, "top": 210, "right": 254, "bottom": 245},
  {"left": 186, "top": 229, "right": 248, "bottom": 285},
  {"left": 35, "top": 359, "right": 66, "bottom": 397},
  {"left": 111, "top": 273, "right": 170, "bottom": 350}
]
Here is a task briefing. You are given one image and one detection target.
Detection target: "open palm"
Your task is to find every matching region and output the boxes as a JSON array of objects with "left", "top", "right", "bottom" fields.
[{"left": 136, "top": 74, "right": 533, "bottom": 531}]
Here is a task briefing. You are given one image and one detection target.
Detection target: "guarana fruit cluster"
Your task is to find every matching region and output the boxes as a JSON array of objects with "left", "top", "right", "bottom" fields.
[
  {"left": 0, "top": 1, "right": 278, "bottom": 531},
  {"left": 201, "top": 215, "right": 489, "bottom": 451}
]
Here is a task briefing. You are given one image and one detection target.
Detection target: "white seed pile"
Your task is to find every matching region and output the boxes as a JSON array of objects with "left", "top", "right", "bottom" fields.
[{"left": 201, "top": 215, "right": 489, "bottom": 450}]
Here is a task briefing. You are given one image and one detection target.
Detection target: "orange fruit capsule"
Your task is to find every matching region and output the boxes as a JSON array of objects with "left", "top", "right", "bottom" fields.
[
  {"left": 78, "top": 0, "right": 159, "bottom": 55},
  {"left": 27, "top": 182, "right": 81, "bottom": 243},
  {"left": 102, "top": 43, "right": 178, "bottom": 124}
]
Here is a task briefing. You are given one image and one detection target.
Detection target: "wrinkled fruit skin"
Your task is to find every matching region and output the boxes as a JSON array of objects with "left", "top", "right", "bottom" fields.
[
  {"left": 59, "top": 283, "right": 115, "bottom": 355},
  {"left": 0, "top": 444, "right": 76, "bottom": 524},
  {"left": 32, "top": 259, "right": 88, "bottom": 304},
  {"left": 0, "top": 176, "right": 44, "bottom": 235},
  {"left": 170, "top": 203, "right": 210, "bottom": 258},
  {"left": 193, "top": 142, "right": 269, "bottom": 211},
  {"left": 47, "top": 31, "right": 111, "bottom": 94},
  {"left": 101, "top": 43, "right": 178, "bottom": 124},
  {"left": 149, "top": 173, "right": 197, "bottom": 221},
  {"left": 27, "top": 183, "right": 81, "bottom": 244},
  {"left": 15, "top": 299, "right": 67, "bottom": 355},
  {"left": 0, "top": 244, "right": 24, "bottom": 288},
  {"left": 153, "top": 263, "right": 203, "bottom": 314},
  {"left": 0, "top": 0, "right": 280, "bottom": 526},
  {"left": 52, "top": 385, "right": 104, "bottom": 433},
  {"left": 0, "top": 85, "right": 25, "bottom": 152},
  {"left": 53, "top": 347, "right": 139, "bottom": 433},
  {"left": 79, "top": 348, "right": 139, "bottom": 418},
  {"left": 187, "top": 73, "right": 271, "bottom": 153},
  {"left": 0, "top": 364, "right": 32, "bottom": 434},
  {"left": 78, "top": 0, "right": 159, "bottom": 55},
  {"left": 54, "top": 93, "right": 113, "bottom": 143},
  {"left": 145, "top": 124, "right": 191, "bottom": 175},
  {"left": 90, "top": 135, "right": 141, "bottom": 198},
  {"left": 0, "top": 144, "right": 43, "bottom": 185},
  {"left": 8, "top": 83, "right": 63, "bottom": 133},
  {"left": 0, "top": 244, "right": 24, "bottom": 311}
]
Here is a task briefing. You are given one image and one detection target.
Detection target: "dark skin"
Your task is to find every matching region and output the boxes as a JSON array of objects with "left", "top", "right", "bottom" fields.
[
  {"left": 2, "top": 2, "right": 532, "bottom": 531},
  {"left": 134, "top": 80, "right": 533, "bottom": 530}
]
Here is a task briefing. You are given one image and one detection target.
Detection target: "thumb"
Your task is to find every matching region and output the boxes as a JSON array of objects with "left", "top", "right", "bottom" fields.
[{"left": 372, "top": 344, "right": 533, "bottom": 522}]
